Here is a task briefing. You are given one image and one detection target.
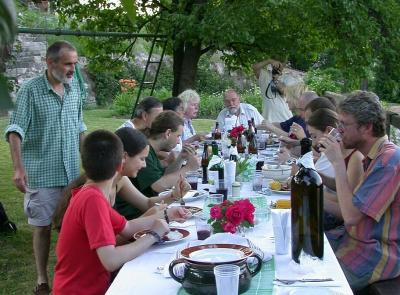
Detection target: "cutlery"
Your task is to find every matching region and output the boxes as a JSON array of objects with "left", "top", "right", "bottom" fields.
[
  {"left": 246, "top": 238, "right": 264, "bottom": 260},
  {"left": 274, "top": 278, "right": 334, "bottom": 285}
]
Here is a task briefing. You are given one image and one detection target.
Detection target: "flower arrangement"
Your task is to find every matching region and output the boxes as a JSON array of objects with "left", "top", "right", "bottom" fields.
[
  {"left": 208, "top": 199, "right": 255, "bottom": 234},
  {"left": 228, "top": 125, "right": 246, "bottom": 140}
]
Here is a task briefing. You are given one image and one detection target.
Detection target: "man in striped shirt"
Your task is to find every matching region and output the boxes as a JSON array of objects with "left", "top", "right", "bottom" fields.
[
  {"left": 319, "top": 91, "right": 400, "bottom": 291},
  {"left": 5, "top": 41, "right": 86, "bottom": 295}
]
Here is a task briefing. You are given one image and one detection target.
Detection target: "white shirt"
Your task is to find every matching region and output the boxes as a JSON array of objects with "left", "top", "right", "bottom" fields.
[
  {"left": 118, "top": 119, "right": 136, "bottom": 129},
  {"left": 182, "top": 119, "right": 196, "bottom": 141},
  {"left": 259, "top": 68, "right": 292, "bottom": 122},
  {"left": 315, "top": 153, "right": 335, "bottom": 178},
  {"left": 216, "top": 103, "right": 264, "bottom": 131}
]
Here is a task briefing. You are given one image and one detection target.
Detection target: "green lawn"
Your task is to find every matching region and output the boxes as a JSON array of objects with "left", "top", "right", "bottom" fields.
[{"left": 0, "top": 108, "right": 213, "bottom": 294}]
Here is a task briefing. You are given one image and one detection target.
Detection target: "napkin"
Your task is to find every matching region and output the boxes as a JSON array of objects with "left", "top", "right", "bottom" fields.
[
  {"left": 224, "top": 116, "right": 237, "bottom": 131},
  {"left": 271, "top": 209, "right": 290, "bottom": 255}
]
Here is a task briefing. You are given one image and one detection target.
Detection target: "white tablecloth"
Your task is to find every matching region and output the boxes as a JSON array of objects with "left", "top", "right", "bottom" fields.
[{"left": 107, "top": 190, "right": 353, "bottom": 295}]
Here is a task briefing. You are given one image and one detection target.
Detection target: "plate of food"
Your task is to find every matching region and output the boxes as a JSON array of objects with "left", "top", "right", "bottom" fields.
[
  {"left": 180, "top": 244, "right": 253, "bottom": 264},
  {"left": 269, "top": 180, "right": 291, "bottom": 195},
  {"left": 181, "top": 205, "right": 202, "bottom": 216},
  {"left": 133, "top": 228, "right": 190, "bottom": 244},
  {"left": 182, "top": 190, "right": 208, "bottom": 203}
]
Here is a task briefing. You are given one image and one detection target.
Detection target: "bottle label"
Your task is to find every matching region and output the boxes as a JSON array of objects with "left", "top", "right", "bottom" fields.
[{"left": 296, "top": 151, "right": 314, "bottom": 169}]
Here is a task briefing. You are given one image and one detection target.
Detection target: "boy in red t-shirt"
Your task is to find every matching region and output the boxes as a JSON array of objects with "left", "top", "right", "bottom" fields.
[{"left": 53, "top": 130, "right": 170, "bottom": 295}]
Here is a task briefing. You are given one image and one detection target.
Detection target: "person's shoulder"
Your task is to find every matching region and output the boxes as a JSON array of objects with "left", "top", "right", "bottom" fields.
[
  {"left": 242, "top": 103, "right": 258, "bottom": 111},
  {"left": 19, "top": 75, "right": 46, "bottom": 91}
]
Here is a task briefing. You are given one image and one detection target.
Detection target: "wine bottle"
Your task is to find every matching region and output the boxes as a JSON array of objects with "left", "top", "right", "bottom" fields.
[
  {"left": 229, "top": 143, "right": 238, "bottom": 162},
  {"left": 291, "top": 138, "right": 324, "bottom": 263},
  {"left": 237, "top": 134, "right": 245, "bottom": 154},
  {"left": 211, "top": 141, "right": 219, "bottom": 156},
  {"left": 251, "top": 117, "right": 257, "bottom": 134},
  {"left": 213, "top": 122, "right": 222, "bottom": 140},
  {"left": 247, "top": 121, "right": 258, "bottom": 155},
  {"left": 201, "top": 143, "right": 209, "bottom": 184}
]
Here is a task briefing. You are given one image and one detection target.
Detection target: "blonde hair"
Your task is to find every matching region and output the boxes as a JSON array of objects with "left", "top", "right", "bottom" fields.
[
  {"left": 178, "top": 89, "right": 200, "bottom": 111},
  {"left": 284, "top": 82, "right": 307, "bottom": 107}
]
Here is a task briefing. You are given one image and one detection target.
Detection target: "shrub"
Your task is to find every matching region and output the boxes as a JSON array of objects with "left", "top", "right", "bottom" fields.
[
  {"left": 198, "top": 92, "right": 224, "bottom": 119},
  {"left": 89, "top": 71, "right": 120, "bottom": 106},
  {"left": 305, "top": 68, "right": 343, "bottom": 96}
]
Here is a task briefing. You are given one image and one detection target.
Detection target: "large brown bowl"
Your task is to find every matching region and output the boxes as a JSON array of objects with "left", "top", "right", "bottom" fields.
[{"left": 169, "top": 244, "right": 262, "bottom": 295}]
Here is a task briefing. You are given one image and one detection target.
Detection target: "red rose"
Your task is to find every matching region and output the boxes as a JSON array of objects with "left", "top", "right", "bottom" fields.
[
  {"left": 225, "top": 205, "right": 244, "bottom": 226},
  {"left": 234, "top": 199, "right": 255, "bottom": 224},
  {"left": 223, "top": 222, "right": 237, "bottom": 233},
  {"left": 210, "top": 205, "right": 222, "bottom": 219}
]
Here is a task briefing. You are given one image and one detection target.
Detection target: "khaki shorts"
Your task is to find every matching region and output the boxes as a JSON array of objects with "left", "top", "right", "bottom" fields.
[{"left": 24, "top": 187, "right": 64, "bottom": 226}]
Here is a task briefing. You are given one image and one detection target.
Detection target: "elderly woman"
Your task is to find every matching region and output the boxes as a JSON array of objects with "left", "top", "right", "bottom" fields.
[
  {"left": 118, "top": 96, "right": 163, "bottom": 130},
  {"left": 178, "top": 89, "right": 206, "bottom": 144}
]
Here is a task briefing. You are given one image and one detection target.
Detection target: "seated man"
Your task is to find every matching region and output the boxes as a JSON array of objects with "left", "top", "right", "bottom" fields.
[
  {"left": 132, "top": 110, "right": 199, "bottom": 197},
  {"left": 118, "top": 96, "right": 163, "bottom": 130},
  {"left": 216, "top": 89, "right": 264, "bottom": 131},
  {"left": 319, "top": 91, "right": 400, "bottom": 291}
]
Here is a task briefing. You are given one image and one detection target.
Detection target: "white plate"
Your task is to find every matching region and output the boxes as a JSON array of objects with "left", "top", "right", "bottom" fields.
[
  {"left": 189, "top": 248, "right": 245, "bottom": 263},
  {"left": 182, "top": 190, "right": 208, "bottom": 202},
  {"left": 133, "top": 228, "right": 190, "bottom": 244},
  {"left": 271, "top": 189, "right": 291, "bottom": 195}
]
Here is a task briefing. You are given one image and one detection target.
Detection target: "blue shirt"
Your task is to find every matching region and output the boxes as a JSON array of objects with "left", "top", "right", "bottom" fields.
[{"left": 280, "top": 116, "right": 309, "bottom": 137}]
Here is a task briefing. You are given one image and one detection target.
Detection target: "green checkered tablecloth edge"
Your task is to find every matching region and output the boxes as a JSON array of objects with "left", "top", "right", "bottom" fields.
[{"left": 177, "top": 258, "right": 275, "bottom": 295}]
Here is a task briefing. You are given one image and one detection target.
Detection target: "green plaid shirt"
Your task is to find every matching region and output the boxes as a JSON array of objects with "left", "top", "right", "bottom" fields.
[{"left": 5, "top": 72, "right": 86, "bottom": 188}]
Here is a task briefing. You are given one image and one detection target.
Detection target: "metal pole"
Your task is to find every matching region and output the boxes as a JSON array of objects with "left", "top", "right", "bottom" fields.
[{"left": 17, "top": 27, "right": 166, "bottom": 38}]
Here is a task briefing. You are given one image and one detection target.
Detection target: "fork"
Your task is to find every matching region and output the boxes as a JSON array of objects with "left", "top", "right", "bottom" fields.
[{"left": 274, "top": 278, "right": 334, "bottom": 285}]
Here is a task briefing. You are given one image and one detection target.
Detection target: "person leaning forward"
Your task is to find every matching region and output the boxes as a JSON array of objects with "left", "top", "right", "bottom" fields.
[{"left": 4, "top": 41, "right": 86, "bottom": 295}]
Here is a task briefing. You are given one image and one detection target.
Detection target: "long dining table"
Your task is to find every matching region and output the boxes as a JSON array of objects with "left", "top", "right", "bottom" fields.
[{"left": 106, "top": 182, "right": 353, "bottom": 295}]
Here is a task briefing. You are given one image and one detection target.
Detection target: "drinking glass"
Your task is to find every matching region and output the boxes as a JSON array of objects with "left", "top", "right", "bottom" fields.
[
  {"left": 252, "top": 171, "right": 263, "bottom": 192},
  {"left": 185, "top": 171, "right": 199, "bottom": 190},
  {"left": 316, "top": 127, "right": 341, "bottom": 152},
  {"left": 195, "top": 216, "right": 212, "bottom": 240},
  {"left": 214, "top": 264, "right": 240, "bottom": 295},
  {"left": 203, "top": 194, "right": 223, "bottom": 219}
]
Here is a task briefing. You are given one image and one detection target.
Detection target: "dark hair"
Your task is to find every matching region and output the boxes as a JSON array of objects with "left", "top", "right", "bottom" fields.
[
  {"left": 339, "top": 91, "right": 385, "bottom": 137},
  {"left": 305, "top": 97, "right": 336, "bottom": 113},
  {"left": 163, "top": 97, "right": 182, "bottom": 112},
  {"left": 307, "top": 108, "right": 339, "bottom": 132},
  {"left": 46, "top": 41, "right": 76, "bottom": 62},
  {"left": 81, "top": 130, "right": 123, "bottom": 181},
  {"left": 146, "top": 110, "right": 184, "bottom": 139},
  {"left": 134, "top": 96, "right": 162, "bottom": 119},
  {"left": 115, "top": 127, "right": 148, "bottom": 157},
  {"left": 53, "top": 174, "right": 87, "bottom": 231}
]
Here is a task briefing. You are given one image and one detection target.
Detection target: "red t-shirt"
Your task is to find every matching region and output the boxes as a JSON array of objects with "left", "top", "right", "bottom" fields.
[{"left": 53, "top": 185, "right": 127, "bottom": 295}]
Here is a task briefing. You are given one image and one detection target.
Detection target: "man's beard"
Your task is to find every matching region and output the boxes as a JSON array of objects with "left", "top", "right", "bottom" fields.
[
  {"left": 228, "top": 106, "right": 239, "bottom": 116},
  {"left": 52, "top": 69, "right": 73, "bottom": 84}
]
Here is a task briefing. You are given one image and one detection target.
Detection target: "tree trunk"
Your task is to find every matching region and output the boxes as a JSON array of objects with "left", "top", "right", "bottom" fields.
[{"left": 172, "top": 41, "right": 202, "bottom": 96}]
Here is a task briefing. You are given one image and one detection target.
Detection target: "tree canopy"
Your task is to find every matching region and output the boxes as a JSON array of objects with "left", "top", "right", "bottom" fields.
[{"left": 54, "top": 0, "right": 400, "bottom": 101}]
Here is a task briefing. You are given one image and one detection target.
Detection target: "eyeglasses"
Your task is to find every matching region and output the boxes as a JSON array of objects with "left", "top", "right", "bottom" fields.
[{"left": 338, "top": 121, "right": 358, "bottom": 130}]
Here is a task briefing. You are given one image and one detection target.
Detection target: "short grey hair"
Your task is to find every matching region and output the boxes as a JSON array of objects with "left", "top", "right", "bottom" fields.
[
  {"left": 46, "top": 41, "right": 77, "bottom": 62},
  {"left": 339, "top": 91, "right": 385, "bottom": 137},
  {"left": 178, "top": 89, "right": 200, "bottom": 111}
]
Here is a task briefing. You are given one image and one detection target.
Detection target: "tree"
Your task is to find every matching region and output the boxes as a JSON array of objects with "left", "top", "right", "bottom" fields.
[
  {"left": 0, "top": 0, "right": 16, "bottom": 111},
  {"left": 54, "top": 0, "right": 400, "bottom": 100}
]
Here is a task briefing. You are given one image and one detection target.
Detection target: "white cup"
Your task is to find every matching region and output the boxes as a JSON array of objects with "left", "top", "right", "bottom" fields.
[{"left": 214, "top": 264, "right": 240, "bottom": 295}]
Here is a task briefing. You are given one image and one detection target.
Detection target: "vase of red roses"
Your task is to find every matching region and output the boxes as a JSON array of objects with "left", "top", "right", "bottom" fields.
[
  {"left": 228, "top": 125, "right": 246, "bottom": 153},
  {"left": 208, "top": 199, "right": 255, "bottom": 234}
]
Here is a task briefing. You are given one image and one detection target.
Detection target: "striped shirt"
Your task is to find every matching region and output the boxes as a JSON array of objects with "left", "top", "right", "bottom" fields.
[
  {"left": 327, "top": 137, "right": 400, "bottom": 283},
  {"left": 182, "top": 119, "right": 196, "bottom": 141},
  {"left": 5, "top": 72, "right": 86, "bottom": 188}
]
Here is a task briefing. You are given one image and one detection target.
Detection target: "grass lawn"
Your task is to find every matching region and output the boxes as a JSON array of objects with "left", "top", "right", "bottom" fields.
[{"left": 0, "top": 108, "right": 213, "bottom": 294}]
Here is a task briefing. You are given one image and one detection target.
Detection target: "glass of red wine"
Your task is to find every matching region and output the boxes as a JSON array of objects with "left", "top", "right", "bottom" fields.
[
  {"left": 316, "top": 127, "right": 342, "bottom": 153},
  {"left": 195, "top": 216, "right": 212, "bottom": 240},
  {"left": 185, "top": 171, "right": 199, "bottom": 190}
]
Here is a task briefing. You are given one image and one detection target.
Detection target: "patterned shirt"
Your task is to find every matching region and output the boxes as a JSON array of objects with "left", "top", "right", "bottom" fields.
[
  {"left": 327, "top": 137, "right": 400, "bottom": 283},
  {"left": 216, "top": 103, "right": 264, "bottom": 132},
  {"left": 5, "top": 72, "right": 87, "bottom": 188}
]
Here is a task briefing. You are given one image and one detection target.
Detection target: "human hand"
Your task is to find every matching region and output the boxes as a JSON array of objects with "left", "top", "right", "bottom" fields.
[
  {"left": 150, "top": 219, "right": 170, "bottom": 238},
  {"left": 289, "top": 123, "right": 306, "bottom": 140},
  {"left": 167, "top": 207, "right": 191, "bottom": 223},
  {"left": 13, "top": 167, "right": 27, "bottom": 193},
  {"left": 185, "top": 152, "right": 200, "bottom": 171},
  {"left": 318, "top": 134, "right": 343, "bottom": 165},
  {"left": 180, "top": 145, "right": 197, "bottom": 159},
  {"left": 173, "top": 175, "right": 191, "bottom": 200}
]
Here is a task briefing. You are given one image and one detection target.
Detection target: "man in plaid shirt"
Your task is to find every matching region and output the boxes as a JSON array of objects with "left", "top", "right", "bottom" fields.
[{"left": 5, "top": 41, "right": 86, "bottom": 295}]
